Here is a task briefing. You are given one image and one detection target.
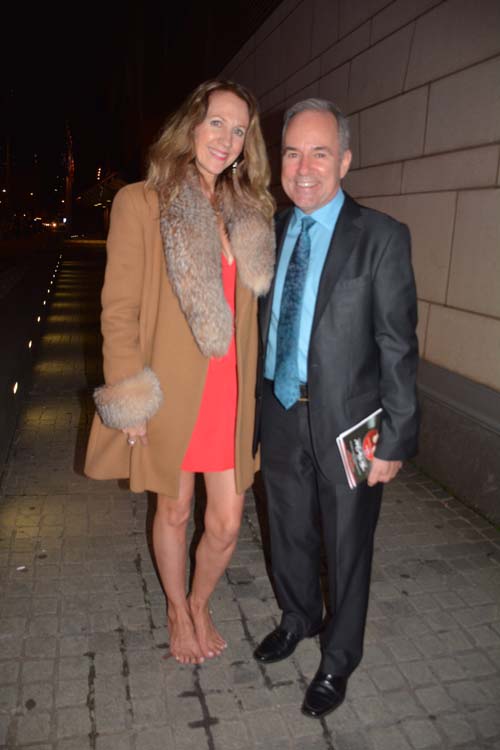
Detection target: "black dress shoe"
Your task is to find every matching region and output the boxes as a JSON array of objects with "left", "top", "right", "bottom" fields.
[
  {"left": 253, "top": 627, "right": 302, "bottom": 663},
  {"left": 301, "top": 672, "right": 347, "bottom": 719}
]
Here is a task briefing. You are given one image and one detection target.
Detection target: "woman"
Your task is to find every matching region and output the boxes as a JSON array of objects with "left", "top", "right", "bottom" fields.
[{"left": 85, "top": 80, "right": 275, "bottom": 665}]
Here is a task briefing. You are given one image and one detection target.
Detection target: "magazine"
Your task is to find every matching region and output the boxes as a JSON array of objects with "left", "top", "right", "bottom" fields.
[{"left": 336, "top": 408, "right": 383, "bottom": 489}]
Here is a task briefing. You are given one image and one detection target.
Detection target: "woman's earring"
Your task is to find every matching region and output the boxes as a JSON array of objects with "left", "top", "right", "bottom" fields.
[{"left": 232, "top": 161, "right": 238, "bottom": 174}]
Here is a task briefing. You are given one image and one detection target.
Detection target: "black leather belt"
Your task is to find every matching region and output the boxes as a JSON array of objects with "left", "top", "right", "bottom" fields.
[{"left": 264, "top": 379, "right": 309, "bottom": 403}]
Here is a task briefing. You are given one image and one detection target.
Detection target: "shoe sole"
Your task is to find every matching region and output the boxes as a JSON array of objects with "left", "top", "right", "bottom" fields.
[
  {"left": 253, "top": 646, "right": 298, "bottom": 664},
  {"left": 300, "top": 695, "right": 345, "bottom": 719}
]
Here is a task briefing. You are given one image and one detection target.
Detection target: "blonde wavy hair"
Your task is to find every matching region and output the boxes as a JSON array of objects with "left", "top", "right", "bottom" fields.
[{"left": 146, "top": 80, "right": 275, "bottom": 221}]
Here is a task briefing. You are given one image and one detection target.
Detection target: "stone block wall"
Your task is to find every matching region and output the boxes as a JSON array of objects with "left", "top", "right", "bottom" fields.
[{"left": 219, "top": 0, "right": 500, "bottom": 520}]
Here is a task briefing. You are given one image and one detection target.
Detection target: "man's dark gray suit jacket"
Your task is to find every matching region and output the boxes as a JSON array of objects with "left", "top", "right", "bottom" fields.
[{"left": 254, "top": 193, "right": 419, "bottom": 481}]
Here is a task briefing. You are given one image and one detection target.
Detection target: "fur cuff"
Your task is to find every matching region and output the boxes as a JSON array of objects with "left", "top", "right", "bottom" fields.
[{"left": 94, "top": 367, "right": 163, "bottom": 429}]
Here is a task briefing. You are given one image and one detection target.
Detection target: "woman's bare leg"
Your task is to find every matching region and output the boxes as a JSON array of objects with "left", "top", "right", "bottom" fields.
[
  {"left": 153, "top": 471, "right": 203, "bottom": 664},
  {"left": 189, "top": 469, "right": 244, "bottom": 658}
]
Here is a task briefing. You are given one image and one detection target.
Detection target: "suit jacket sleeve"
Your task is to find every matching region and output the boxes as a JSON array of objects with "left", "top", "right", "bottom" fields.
[
  {"left": 101, "top": 185, "right": 145, "bottom": 385},
  {"left": 372, "top": 222, "right": 419, "bottom": 460}
]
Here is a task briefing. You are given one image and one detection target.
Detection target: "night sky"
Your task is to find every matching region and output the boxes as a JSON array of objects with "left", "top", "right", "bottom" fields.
[
  {"left": 2, "top": 6, "right": 166, "bottom": 204},
  {"left": 1, "top": 1, "right": 281, "bottom": 217}
]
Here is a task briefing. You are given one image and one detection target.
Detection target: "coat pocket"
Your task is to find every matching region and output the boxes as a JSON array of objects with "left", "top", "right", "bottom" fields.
[{"left": 335, "top": 274, "right": 370, "bottom": 291}]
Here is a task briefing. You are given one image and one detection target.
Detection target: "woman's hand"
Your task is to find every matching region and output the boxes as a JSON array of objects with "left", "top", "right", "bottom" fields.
[{"left": 122, "top": 423, "right": 148, "bottom": 447}]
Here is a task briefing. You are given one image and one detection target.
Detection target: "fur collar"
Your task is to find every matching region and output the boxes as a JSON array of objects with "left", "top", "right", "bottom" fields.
[{"left": 158, "top": 172, "right": 275, "bottom": 357}]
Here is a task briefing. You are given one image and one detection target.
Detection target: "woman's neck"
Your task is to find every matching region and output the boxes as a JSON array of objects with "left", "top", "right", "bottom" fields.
[{"left": 198, "top": 172, "right": 216, "bottom": 203}]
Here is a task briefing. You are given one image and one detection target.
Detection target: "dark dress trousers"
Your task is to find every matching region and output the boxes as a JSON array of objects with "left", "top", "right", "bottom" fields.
[{"left": 254, "top": 194, "right": 419, "bottom": 676}]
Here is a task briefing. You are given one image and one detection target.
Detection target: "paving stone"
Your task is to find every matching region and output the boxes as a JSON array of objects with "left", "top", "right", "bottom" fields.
[
  {"left": 482, "top": 675, "right": 500, "bottom": 702},
  {"left": 384, "top": 690, "right": 424, "bottom": 718},
  {"left": 16, "top": 711, "right": 52, "bottom": 744},
  {"left": 0, "top": 712, "right": 10, "bottom": 744},
  {"left": 402, "top": 718, "right": 442, "bottom": 748},
  {"left": 134, "top": 727, "right": 174, "bottom": 750},
  {"left": 469, "top": 624, "right": 500, "bottom": 647},
  {"left": 1, "top": 598, "right": 31, "bottom": 617},
  {"left": 384, "top": 636, "right": 421, "bottom": 661},
  {"left": 21, "top": 682, "right": 54, "bottom": 712},
  {"left": 354, "top": 695, "right": 389, "bottom": 726},
  {"left": 29, "top": 615, "right": 59, "bottom": 636},
  {"left": 32, "top": 596, "right": 59, "bottom": 615},
  {"left": 436, "top": 713, "right": 476, "bottom": 744},
  {"left": 246, "top": 709, "right": 289, "bottom": 742},
  {"left": 457, "top": 587, "right": 494, "bottom": 606},
  {"left": 425, "top": 610, "right": 460, "bottom": 631},
  {"left": 278, "top": 705, "right": 326, "bottom": 739},
  {"left": 95, "top": 702, "right": 129, "bottom": 733},
  {"left": 210, "top": 719, "right": 250, "bottom": 749},
  {"left": 370, "top": 665, "right": 406, "bottom": 691},
  {"left": 437, "top": 591, "right": 465, "bottom": 609},
  {"left": 55, "top": 680, "right": 88, "bottom": 707},
  {"left": 347, "top": 670, "right": 378, "bottom": 698},
  {"left": 330, "top": 731, "right": 374, "bottom": 750},
  {"left": 94, "top": 674, "right": 127, "bottom": 704},
  {"left": 457, "top": 651, "right": 497, "bottom": 678},
  {"left": 473, "top": 706, "right": 500, "bottom": 738},
  {"left": 0, "top": 633, "right": 24, "bottom": 658},
  {"left": 59, "top": 635, "right": 89, "bottom": 656},
  {"left": 58, "top": 739, "right": 93, "bottom": 750},
  {"left": 370, "top": 725, "right": 412, "bottom": 750},
  {"left": 399, "top": 617, "right": 431, "bottom": 638},
  {"left": 453, "top": 605, "right": 499, "bottom": 628},
  {"left": 56, "top": 705, "right": 91, "bottom": 739},
  {"left": 22, "top": 659, "right": 56, "bottom": 682},
  {"left": 204, "top": 688, "right": 241, "bottom": 718},
  {"left": 361, "top": 644, "right": 392, "bottom": 667},
  {"left": 0, "top": 684, "right": 18, "bottom": 712},
  {"left": 319, "top": 701, "right": 358, "bottom": 735},
  {"left": 25, "top": 635, "right": 58, "bottom": 658},
  {"left": 236, "top": 684, "right": 275, "bottom": 711},
  {"left": 0, "top": 659, "right": 21, "bottom": 683},
  {"left": 416, "top": 685, "right": 455, "bottom": 713},
  {"left": 172, "top": 726, "right": 213, "bottom": 750},
  {"left": 411, "top": 594, "right": 441, "bottom": 613},
  {"left": 399, "top": 661, "right": 435, "bottom": 687},
  {"left": 132, "top": 696, "right": 167, "bottom": 725},
  {"left": 448, "top": 680, "right": 493, "bottom": 706},
  {"left": 58, "top": 656, "right": 90, "bottom": 681}
]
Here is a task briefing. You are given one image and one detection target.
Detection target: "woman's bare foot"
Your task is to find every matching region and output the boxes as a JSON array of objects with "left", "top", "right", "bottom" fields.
[
  {"left": 167, "top": 610, "right": 204, "bottom": 665},
  {"left": 188, "top": 597, "right": 227, "bottom": 659}
]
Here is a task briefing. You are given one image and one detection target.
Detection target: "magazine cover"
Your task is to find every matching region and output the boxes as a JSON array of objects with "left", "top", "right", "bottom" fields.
[{"left": 336, "top": 408, "right": 383, "bottom": 489}]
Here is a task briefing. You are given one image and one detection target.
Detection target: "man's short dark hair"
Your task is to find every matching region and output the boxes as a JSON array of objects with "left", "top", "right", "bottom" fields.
[{"left": 282, "top": 98, "right": 350, "bottom": 154}]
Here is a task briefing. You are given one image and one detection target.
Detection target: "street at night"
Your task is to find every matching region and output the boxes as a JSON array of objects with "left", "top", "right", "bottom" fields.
[{"left": 0, "top": 241, "right": 499, "bottom": 748}]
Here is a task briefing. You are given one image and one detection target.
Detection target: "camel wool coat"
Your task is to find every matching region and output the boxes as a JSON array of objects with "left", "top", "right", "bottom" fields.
[{"left": 84, "top": 180, "right": 274, "bottom": 497}]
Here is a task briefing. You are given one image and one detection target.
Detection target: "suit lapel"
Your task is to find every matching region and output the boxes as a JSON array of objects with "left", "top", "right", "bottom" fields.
[
  {"left": 311, "top": 195, "right": 362, "bottom": 332},
  {"left": 259, "top": 207, "right": 293, "bottom": 343}
]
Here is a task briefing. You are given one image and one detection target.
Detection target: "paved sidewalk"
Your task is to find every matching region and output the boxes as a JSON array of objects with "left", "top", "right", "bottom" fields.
[{"left": 1, "top": 245, "right": 500, "bottom": 750}]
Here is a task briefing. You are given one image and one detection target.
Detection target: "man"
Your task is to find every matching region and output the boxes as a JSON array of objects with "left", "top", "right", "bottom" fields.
[{"left": 253, "top": 99, "right": 419, "bottom": 719}]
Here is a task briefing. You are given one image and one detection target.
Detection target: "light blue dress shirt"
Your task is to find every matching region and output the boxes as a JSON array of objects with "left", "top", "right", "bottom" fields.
[{"left": 265, "top": 189, "right": 345, "bottom": 383}]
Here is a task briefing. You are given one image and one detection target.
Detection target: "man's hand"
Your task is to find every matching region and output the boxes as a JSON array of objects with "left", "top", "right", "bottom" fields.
[{"left": 367, "top": 457, "right": 402, "bottom": 486}]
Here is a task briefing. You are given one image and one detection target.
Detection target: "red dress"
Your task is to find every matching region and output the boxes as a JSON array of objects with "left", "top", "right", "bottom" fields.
[{"left": 181, "top": 254, "right": 237, "bottom": 472}]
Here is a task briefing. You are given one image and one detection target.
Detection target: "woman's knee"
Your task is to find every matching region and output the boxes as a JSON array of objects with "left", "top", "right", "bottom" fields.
[
  {"left": 204, "top": 511, "right": 242, "bottom": 548},
  {"left": 156, "top": 494, "right": 191, "bottom": 528}
]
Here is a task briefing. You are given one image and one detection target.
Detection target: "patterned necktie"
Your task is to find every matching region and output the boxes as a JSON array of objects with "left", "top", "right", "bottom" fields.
[{"left": 274, "top": 216, "right": 315, "bottom": 409}]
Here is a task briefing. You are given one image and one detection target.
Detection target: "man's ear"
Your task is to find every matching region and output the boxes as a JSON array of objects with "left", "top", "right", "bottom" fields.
[{"left": 340, "top": 149, "right": 352, "bottom": 179}]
